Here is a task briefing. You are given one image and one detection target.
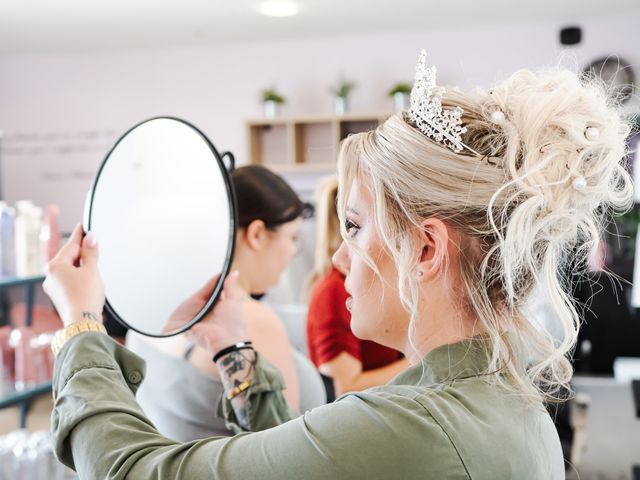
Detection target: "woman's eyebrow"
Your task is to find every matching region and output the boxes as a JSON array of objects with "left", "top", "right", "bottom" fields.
[{"left": 346, "top": 206, "right": 359, "bottom": 216}]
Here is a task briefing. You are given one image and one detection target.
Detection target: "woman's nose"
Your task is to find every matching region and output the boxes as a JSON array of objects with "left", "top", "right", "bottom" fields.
[{"left": 332, "top": 240, "right": 349, "bottom": 274}]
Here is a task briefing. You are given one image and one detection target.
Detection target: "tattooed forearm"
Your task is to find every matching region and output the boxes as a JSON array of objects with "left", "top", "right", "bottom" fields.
[
  {"left": 220, "top": 354, "right": 247, "bottom": 376},
  {"left": 215, "top": 348, "right": 256, "bottom": 430}
]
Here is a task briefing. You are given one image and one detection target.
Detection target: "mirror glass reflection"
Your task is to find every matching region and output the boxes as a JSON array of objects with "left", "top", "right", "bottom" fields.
[{"left": 86, "top": 117, "right": 235, "bottom": 337}]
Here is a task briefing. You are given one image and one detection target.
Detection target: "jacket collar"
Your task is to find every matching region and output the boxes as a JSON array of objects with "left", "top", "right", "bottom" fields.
[{"left": 389, "top": 336, "right": 493, "bottom": 386}]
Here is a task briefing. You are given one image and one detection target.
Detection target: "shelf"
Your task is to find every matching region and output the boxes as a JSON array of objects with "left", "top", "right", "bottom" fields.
[
  {"left": 268, "top": 163, "right": 337, "bottom": 174},
  {"left": 0, "top": 274, "right": 46, "bottom": 288},
  {"left": 0, "top": 275, "right": 52, "bottom": 428},
  {"left": 0, "top": 381, "right": 52, "bottom": 409},
  {"left": 340, "top": 119, "right": 380, "bottom": 139},
  {"left": 293, "top": 121, "right": 338, "bottom": 165},
  {"left": 247, "top": 113, "right": 391, "bottom": 171}
]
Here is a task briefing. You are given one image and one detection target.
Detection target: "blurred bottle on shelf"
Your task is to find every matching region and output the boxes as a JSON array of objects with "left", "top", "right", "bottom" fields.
[
  {"left": 0, "top": 326, "right": 15, "bottom": 392},
  {"left": 40, "top": 204, "right": 61, "bottom": 264},
  {"left": 14, "top": 201, "right": 43, "bottom": 277},
  {"left": 0, "top": 202, "right": 17, "bottom": 277},
  {"left": 10, "top": 327, "right": 54, "bottom": 390},
  {"left": 0, "top": 201, "right": 60, "bottom": 278}
]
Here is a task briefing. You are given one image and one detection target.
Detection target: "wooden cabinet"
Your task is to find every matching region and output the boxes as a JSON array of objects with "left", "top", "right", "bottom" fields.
[{"left": 246, "top": 113, "right": 390, "bottom": 172}]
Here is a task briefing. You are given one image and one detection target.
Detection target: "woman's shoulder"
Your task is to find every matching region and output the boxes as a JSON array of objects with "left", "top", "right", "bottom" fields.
[
  {"left": 324, "top": 382, "right": 563, "bottom": 477},
  {"left": 243, "top": 298, "right": 288, "bottom": 333},
  {"left": 291, "top": 388, "right": 468, "bottom": 477}
]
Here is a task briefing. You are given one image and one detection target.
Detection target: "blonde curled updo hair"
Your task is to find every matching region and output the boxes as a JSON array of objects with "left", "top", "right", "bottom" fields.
[{"left": 336, "top": 68, "right": 633, "bottom": 402}]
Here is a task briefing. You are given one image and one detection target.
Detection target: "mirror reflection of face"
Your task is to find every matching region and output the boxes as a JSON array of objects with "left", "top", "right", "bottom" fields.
[
  {"left": 242, "top": 217, "right": 303, "bottom": 294},
  {"left": 332, "top": 179, "right": 409, "bottom": 349}
]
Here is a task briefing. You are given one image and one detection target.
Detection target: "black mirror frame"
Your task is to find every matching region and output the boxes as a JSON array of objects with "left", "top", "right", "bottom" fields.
[{"left": 85, "top": 116, "right": 237, "bottom": 337}]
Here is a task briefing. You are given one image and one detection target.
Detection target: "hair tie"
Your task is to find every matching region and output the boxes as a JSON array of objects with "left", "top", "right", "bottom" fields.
[{"left": 212, "top": 341, "right": 254, "bottom": 363}]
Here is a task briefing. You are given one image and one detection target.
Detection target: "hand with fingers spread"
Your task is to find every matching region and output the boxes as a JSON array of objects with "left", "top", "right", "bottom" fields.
[
  {"left": 187, "top": 271, "right": 249, "bottom": 355},
  {"left": 43, "top": 223, "right": 105, "bottom": 327}
]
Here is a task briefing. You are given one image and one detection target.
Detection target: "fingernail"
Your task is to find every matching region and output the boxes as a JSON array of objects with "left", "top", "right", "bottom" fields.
[
  {"left": 85, "top": 231, "right": 97, "bottom": 247},
  {"left": 233, "top": 270, "right": 240, "bottom": 278}
]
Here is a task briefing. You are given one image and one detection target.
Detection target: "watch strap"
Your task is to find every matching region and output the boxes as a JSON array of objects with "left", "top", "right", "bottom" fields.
[{"left": 51, "top": 320, "right": 107, "bottom": 356}]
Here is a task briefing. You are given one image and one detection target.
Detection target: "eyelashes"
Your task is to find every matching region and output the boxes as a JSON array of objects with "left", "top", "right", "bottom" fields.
[{"left": 345, "top": 219, "right": 360, "bottom": 238}]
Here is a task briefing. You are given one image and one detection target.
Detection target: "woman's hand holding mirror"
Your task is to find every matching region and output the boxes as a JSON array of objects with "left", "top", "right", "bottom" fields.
[
  {"left": 43, "top": 224, "right": 105, "bottom": 327},
  {"left": 186, "top": 271, "right": 249, "bottom": 355}
]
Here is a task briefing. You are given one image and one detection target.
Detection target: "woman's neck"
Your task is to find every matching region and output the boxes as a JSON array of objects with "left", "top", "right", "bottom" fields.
[
  {"left": 229, "top": 261, "right": 252, "bottom": 293},
  {"left": 401, "top": 297, "right": 483, "bottom": 365}
]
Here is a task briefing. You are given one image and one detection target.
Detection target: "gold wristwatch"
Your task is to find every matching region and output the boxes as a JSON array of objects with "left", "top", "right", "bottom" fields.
[{"left": 51, "top": 320, "right": 107, "bottom": 356}]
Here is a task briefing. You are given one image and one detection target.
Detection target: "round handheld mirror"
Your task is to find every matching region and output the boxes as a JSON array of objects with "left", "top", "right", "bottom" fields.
[{"left": 84, "top": 117, "right": 236, "bottom": 337}]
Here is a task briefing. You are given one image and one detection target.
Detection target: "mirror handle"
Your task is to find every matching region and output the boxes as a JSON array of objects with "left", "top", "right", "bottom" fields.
[{"left": 221, "top": 151, "right": 235, "bottom": 171}]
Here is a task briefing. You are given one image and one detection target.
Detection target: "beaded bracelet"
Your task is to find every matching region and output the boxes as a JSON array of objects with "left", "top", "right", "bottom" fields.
[{"left": 212, "top": 341, "right": 254, "bottom": 363}]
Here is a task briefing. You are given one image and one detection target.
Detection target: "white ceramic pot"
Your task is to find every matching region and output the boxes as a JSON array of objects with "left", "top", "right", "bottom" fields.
[
  {"left": 393, "top": 92, "right": 409, "bottom": 112},
  {"left": 334, "top": 96, "right": 348, "bottom": 115},
  {"left": 264, "top": 100, "right": 280, "bottom": 118}
]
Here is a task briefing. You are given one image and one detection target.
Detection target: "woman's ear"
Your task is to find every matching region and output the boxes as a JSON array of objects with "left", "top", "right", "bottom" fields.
[
  {"left": 416, "top": 218, "right": 451, "bottom": 282},
  {"left": 243, "top": 219, "right": 267, "bottom": 251}
]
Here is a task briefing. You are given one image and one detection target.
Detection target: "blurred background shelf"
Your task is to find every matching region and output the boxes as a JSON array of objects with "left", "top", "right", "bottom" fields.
[
  {"left": 0, "top": 274, "right": 45, "bottom": 328},
  {"left": 246, "top": 113, "right": 390, "bottom": 171},
  {"left": 0, "top": 381, "right": 52, "bottom": 409},
  {"left": 0, "top": 274, "right": 52, "bottom": 428}
]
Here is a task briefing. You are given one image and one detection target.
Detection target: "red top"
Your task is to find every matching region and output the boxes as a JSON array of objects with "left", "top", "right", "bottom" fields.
[{"left": 306, "top": 267, "right": 402, "bottom": 371}]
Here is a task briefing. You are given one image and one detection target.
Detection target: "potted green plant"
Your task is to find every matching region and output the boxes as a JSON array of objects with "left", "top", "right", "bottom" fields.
[
  {"left": 331, "top": 79, "right": 356, "bottom": 115},
  {"left": 388, "top": 82, "right": 412, "bottom": 112},
  {"left": 261, "top": 87, "right": 285, "bottom": 118}
]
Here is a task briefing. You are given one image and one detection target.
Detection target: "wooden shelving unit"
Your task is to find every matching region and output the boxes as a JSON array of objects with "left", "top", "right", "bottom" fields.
[{"left": 246, "top": 113, "right": 390, "bottom": 172}]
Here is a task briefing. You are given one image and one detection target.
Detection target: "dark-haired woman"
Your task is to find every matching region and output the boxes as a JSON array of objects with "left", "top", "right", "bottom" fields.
[{"left": 126, "top": 165, "right": 317, "bottom": 440}]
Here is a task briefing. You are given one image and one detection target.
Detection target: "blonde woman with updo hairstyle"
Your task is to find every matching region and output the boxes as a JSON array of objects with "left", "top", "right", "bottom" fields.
[
  {"left": 306, "top": 175, "right": 407, "bottom": 398},
  {"left": 43, "top": 54, "right": 632, "bottom": 479}
]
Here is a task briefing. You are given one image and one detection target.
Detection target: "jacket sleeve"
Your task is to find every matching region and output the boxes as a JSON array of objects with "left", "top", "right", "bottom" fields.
[{"left": 51, "top": 332, "right": 416, "bottom": 479}]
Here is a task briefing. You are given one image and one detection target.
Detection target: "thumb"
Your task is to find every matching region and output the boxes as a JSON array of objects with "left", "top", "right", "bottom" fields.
[
  {"left": 190, "top": 324, "right": 215, "bottom": 351},
  {"left": 81, "top": 231, "right": 99, "bottom": 266}
]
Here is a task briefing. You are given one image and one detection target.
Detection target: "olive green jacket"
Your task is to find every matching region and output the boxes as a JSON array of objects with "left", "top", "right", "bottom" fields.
[{"left": 51, "top": 332, "right": 564, "bottom": 479}]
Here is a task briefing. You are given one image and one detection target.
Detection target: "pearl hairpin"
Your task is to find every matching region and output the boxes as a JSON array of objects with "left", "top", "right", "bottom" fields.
[
  {"left": 572, "top": 176, "right": 587, "bottom": 191},
  {"left": 585, "top": 126, "right": 600, "bottom": 141},
  {"left": 491, "top": 110, "right": 505, "bottom": 124}
]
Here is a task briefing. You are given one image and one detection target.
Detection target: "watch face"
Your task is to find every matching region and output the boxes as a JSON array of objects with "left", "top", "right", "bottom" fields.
[{"left": 583, "top": 57, "right": 635, "bottom": 103}]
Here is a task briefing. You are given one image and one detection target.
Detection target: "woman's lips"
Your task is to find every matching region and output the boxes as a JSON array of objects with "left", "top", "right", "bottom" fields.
[{"left": 345, "top": 297, "right": 353, "bottom": 312}]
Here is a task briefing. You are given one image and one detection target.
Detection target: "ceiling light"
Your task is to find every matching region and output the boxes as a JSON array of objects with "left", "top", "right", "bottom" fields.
[{"left": 259, "top": 0, "right": 300, "bottom": 17}]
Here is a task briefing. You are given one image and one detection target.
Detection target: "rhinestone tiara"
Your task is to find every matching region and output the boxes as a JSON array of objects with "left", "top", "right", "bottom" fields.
[{"left": 407, "top": 50, "right": 479, "bottom": 156}]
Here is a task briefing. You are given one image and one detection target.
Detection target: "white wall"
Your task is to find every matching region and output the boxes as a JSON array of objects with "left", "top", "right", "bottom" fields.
[{"left": 0, "top": 14, "right": 638, "bottom": 232}]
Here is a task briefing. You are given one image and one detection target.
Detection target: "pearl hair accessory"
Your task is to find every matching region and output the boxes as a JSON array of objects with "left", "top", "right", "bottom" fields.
[
  {"left": 585, "top": 126, "right": 600, "bottom": 141},
  {"left": 491, "top": 110, "right": 506, "bottom": 124},
  {"left": 572, "top": 176, "right": 587, "bottom": 191},
  {"left": 407, "top": 50, "right": 480, "bottom": 156}
]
